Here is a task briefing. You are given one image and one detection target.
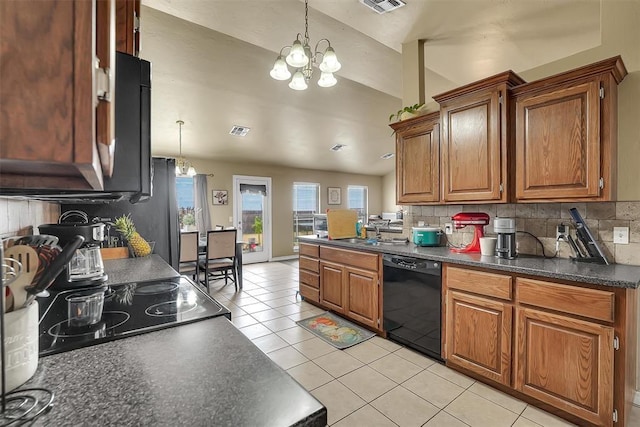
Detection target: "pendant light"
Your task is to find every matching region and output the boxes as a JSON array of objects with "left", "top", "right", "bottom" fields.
[
  {"left": 175, "top": 120, "right": 196, "bottom": 177},
  {"left": 269, "top": 0, "right": 341, "bottom": 90}
]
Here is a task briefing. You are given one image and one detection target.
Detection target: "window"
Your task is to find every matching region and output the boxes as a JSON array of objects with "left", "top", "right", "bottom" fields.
[
  {"left": 293, "top": 183, "right": 320, "bottom": 249},
  {"left": 347, "top": 185, "right": 368, "bottom": 222},
  {"left": 176, "top": 176, "right": 195, "bottom": 230}
]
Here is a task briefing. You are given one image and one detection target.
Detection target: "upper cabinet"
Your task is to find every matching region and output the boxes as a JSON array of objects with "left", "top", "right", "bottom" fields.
[
  {"left": 434, "top": 71, "right": 525, "bottom": 204},
  {"left": 116, "top": 0, "right": 140, "bottom": 56},
  {"left": 390, "top": 111, "right": 440, "bottom": 204},
  {"left": 512, "top": 56, "right": 627, "bottom": 202},
  {"left": 0, "top": 0, "right": 116, "bottom": 191}
]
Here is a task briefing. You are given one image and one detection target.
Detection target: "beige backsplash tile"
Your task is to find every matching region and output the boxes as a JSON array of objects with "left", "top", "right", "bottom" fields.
[{"left": 402, "top": 201, "right": 640, "bottom": 265}]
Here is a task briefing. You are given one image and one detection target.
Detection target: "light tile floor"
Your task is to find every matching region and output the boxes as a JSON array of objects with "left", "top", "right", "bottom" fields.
[{"left": 205, "top": 260, "right": 640, "bottom": 427}]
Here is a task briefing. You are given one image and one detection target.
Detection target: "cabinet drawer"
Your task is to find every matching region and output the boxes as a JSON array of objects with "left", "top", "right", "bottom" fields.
[
  {"left": 516, "top": 278, "right": 614, "bottom": 323},
  {"left": 445, "top": 265, "right": 512, "bottom": 301},
  {"left": 320, "top": 246, "right": 378, "bottom": 271},
  {"left": 299, "top": 256, "right": 319, "bottom": 273},
  {"left": 299, "top": 243, "right": 319, "bottom": 257},
  {"left": 299, "top": 283, "right": 319, "bottom": 303},
  {"left": 299, "top": 270, "right": 319, "bottom": 289}
]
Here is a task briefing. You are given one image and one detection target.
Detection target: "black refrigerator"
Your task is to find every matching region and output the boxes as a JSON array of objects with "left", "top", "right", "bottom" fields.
[{"left": 63, "top": 157, "right": 180, "bottom": 270}]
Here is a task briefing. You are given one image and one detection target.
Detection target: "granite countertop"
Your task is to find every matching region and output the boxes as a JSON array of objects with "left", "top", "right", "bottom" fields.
[
  {"left": 25, "top": 317, "right": 326, "bottom": 426},
  {"left": 20, "top": 255, "right": 326, "bottom": 426},
  {"left": 300, "top": 236, "right": 640, "bottom": 289},
  {"left": 103, "top": 254, "right": 180, "bottom": 285}
]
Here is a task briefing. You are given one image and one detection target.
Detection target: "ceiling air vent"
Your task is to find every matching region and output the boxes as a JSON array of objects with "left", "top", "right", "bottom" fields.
[
  {"left": 330, "top": 144, "right": 347, "bottom": 152},
  {"left": 229, "top": 125, "right": 250, "bottom": 137},
  {"left": 360, "top": 0, "right": 406, "bottom": 14}
]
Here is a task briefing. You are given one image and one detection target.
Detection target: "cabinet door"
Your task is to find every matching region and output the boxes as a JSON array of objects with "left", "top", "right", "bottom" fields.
[
  {"left": 515, "top": 81, "right": 601, "bottom": 201},
  {"left": 514, "top": 307, "right": 614, "bottom": 426},
  {"left": 0, "top": 0, "right": 114, "bottom": 190},
  {"left": 395, "top": 113, "right": 440, "bottom": 204},
  {"left": 116, "top": 0, "right": 140, "bottom": 56},
  {"left": 345, "top": 267, "right": 379, "bottom": 329},
  {"left": 445, "top": 290, "right": 512, "bottom": 386},
  {"left": 440, "top": 89, "right": 503, "bottom": 202},
  {"left": 319, "top": 261, "right": 346, "bottom": 314}
]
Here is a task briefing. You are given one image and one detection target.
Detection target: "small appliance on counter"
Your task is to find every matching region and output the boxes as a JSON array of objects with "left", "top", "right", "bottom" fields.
[
  {"left": 38, "top": 210, "right": 108, "bottom": 289},
  {"left": 411, "top": 227, "right": 441, "bottom": 247},
  {"left": 312, "top": 214, "right": 328, "bottom": 238},
  {"left": 494, "top": 217, "right": 517, "bottom": 259},
  {"left": 450, "top": 212, "right": 490, "bottom": 253}
]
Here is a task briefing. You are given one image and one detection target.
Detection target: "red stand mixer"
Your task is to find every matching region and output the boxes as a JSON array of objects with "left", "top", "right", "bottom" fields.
[{"left": 450, "top": 212, "right": 490, "bottom": 253}]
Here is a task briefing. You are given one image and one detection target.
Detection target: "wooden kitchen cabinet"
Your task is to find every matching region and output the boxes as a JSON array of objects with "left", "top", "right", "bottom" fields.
[
  {"left": 390, "top": 111, "right": 440, "bottom": 204},
  {"left": 301, "top": 244, "right": 381, "bottom": 331},
  {"left": 512, "top": 56, "right": 627, "bottom": 202},
  {"left": 443, "top": 264, "right": 636, "bottom": 427},
  {"left": 298, "top": 243, "right": 320, "bottom": 303},
  {"left": 116, "top": 0, "right": 140, "bottom": 56},
  {"left": 0, "top": 0, "right": 116, "bottom": 191},
  {"left": 514, "top": 277, "right": 616, "bottom": 426},
  {"left": 319, "top": 260, "right": 347, "bottom": 314},
  {"left": 434, "top": 71, "right": 525, "bottom": 204},
  {"left": 443, "top": 266, "right": 513, "bottom": 386}
]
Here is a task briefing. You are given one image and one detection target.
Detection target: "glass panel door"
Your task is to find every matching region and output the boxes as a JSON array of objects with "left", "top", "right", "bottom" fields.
[{"left": 233, "top": 176, "right": 271, "bottom": 264}]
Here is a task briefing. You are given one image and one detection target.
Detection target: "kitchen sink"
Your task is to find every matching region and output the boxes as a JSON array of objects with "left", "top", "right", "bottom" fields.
[{"left": 335, "top": 238, "right": 408, "bottom": 246}]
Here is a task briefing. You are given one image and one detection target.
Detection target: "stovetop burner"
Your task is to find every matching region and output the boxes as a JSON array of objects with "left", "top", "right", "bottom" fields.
[{"left": 38, "top": 276, "right": 231, "bottom": 356}]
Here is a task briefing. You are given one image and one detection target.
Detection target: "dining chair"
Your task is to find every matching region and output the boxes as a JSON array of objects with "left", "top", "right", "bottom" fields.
[
  {"left": 179, "top": 231, "right": 200, "bottom": 281},
  {"left": 199, "top": 229, "right": 238, "bottom": 292}
]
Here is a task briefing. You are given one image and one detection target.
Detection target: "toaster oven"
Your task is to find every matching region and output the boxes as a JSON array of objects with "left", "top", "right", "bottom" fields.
[{"left": 313, "top": 214, "right": 328, "bottom": 237}]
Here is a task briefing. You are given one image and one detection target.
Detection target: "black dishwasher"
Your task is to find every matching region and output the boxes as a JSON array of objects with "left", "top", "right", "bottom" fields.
[{"left": 383, "top": 254, "right": 442, "bottom": 361}]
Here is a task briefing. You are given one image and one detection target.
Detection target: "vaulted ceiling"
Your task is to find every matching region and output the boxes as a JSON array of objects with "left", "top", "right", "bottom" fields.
[{"left": 140, "top": 0, "right": 601, "bottom": 176}]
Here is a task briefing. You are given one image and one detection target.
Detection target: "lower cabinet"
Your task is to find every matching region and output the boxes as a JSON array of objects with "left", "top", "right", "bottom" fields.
[
  {"left": 514, "top": 307, "right": 614, "bottom": 426},
  {"left": 299, "top": 243, "right": 381, "bottom": 331},
  {"left": 319, "top": 260, "right": 346, "bottom": 313},
  {"left": 298, "top": 243, "right": 320, "bottom": 303},
  {"left": 445, "top": 289, "right": 512, "bottom": 386},
  {"left": 443, "top": 264, "right": 634, "bottom": 427}
]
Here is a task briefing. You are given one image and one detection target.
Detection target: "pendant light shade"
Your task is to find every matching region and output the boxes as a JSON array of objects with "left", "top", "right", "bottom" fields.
[
  {"left": 289, "top": 70, "right": 308, "bottom": 91},
  {"left": 286, "top": 39, "right": 309, "bottom": 68},
  {"left": 175, "top": 120, "right": 196, "bottom": 177},
  {"left": 317, "top": 71, "right": 337, "bottom": 88},
  {"left": 269, "top": 55, "right": 292, "bottom": 80},
  {"left": 319, "top": 47, "right": 341, "bottom": 73}
]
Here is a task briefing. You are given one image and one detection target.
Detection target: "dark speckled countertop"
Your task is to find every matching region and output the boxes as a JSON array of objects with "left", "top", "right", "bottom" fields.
[
  {"left": 20, "top": 255, "right": 326, "bottom": 427},
  {"left": 300, "top": 236, "right": 640, "bottom": 289}
]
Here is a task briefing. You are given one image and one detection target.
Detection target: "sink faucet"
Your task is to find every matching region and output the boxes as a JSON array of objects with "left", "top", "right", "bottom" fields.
[{"left": 374, "top": 225, "right": 382, "bottom": 240}]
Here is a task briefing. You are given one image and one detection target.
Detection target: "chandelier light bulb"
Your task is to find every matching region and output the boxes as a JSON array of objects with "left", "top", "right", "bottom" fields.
[
  {"left": 270, "top": 56, "right": 291, "bottom": 80},
  {"left": 317, "top": 71, "right": 337, "bottom": 88},
  {"left": 289, "top": 70, "right": 308, "bottom": 90},
  {"left": 319, "top": 47, "right": 341, "bottom": 73},
  {"left": 187, "top": 166, "right": 197, "bottom": 177},
  {"left": 286, "top": 39, "right": 309, "bottom": 68}
]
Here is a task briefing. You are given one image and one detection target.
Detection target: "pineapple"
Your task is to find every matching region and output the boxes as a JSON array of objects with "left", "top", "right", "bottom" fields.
[{"left": 114, "top": 214, "right": 152, "bottom": 257}]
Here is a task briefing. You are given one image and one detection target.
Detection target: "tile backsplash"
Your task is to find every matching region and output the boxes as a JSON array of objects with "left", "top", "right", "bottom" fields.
[
  {"left": 0, "top": 198, "right": 60, "bottom": 238},
  {"left": 402, "top": 202, "right": 640, "bottom": 266}
]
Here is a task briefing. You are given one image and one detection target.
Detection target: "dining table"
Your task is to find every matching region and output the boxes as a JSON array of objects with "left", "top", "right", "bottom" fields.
[{"left": 198, "top": 237, "right": 243, "bottom": 290}]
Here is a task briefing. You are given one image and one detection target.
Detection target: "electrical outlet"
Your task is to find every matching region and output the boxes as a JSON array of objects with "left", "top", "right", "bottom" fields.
[
  {"left": 556, "top": 223, "right": 568, "bottom": 240},
  {"left": 613, "top": 227, "right": 629, "bottom": 244},
  {"left": 418, "top": 221, "right": 425, "bottom": 227},
  {"left": 445, "top": 223, "right": 453, "bottom": 235},
  {"left": 229, "top": 216, "right": 233, "bottom": 223}
]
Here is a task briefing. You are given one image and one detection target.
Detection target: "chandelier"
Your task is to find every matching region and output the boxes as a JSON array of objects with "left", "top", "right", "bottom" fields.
[
  {"left": 175, "top": 120, "right": 196, "bottom": 177},
  {"left": 269, "top": 0, "right": 341, "bottom": 90}
]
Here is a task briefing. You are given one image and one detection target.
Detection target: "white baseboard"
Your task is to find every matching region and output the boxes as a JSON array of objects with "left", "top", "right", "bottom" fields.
[
  {"left": 270, "top": 255, "right": 299, "bottom": 262},
  {"left": 634, "top": 390, "right": 640, "bottom": 407}
]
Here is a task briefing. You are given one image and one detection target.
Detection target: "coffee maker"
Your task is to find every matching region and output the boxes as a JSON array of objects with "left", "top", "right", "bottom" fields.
[
  {"left": 39, "top": 211, "right": 108, "bottom": 289},
  {"left": 494, "top": 217, "right": 517, "bottom": 259}
]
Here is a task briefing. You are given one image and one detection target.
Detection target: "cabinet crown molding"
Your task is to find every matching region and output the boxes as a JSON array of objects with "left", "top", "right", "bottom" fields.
[
  {"left": 511, "top": 55, "right": 627, "bottom": 96},
  {"left": 433, "top": 70, "right": 526, "bottom": 104}
]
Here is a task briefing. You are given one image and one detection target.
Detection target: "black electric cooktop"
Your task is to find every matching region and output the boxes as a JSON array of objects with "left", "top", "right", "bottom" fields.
[{"left": 38, "top": 276, "right": 231, "bottom": 357}]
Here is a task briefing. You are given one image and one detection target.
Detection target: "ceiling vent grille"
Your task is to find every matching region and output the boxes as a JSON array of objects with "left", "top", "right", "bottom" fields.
[
  {"left": 359, "top": 0, "right": 406, "bottom": 14},
  {"left": 229, "top": 125, "right": 250, "bottom": 137},
  {"left": 330, "top": 143, "right": 347, "bottom": 152}
]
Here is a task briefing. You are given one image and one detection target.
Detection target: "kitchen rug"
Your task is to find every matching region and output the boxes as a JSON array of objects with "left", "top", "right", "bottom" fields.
[{"left": 296, "top": 311, "right": 375, "bottom": 349}]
